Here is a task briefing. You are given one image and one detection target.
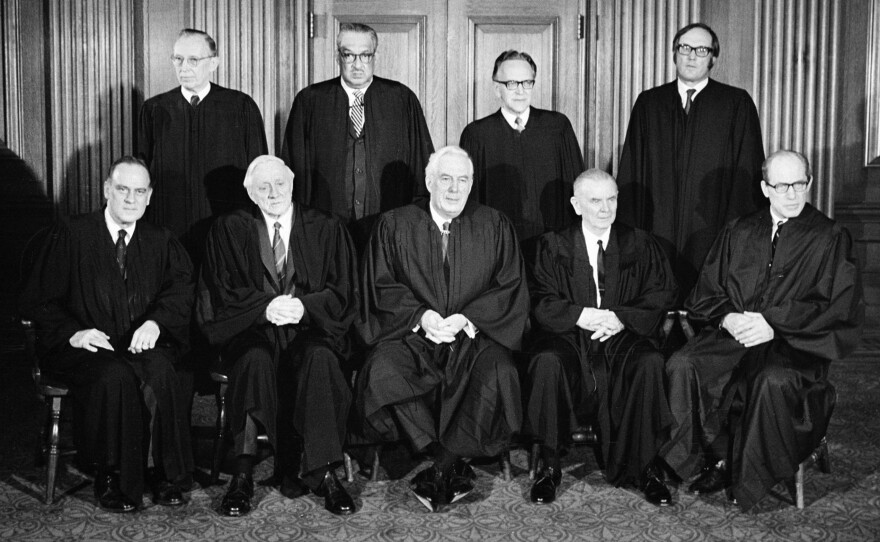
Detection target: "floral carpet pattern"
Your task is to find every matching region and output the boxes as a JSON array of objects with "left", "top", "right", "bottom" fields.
[{"left": 0, "top": 342, "right": 878, "bottom": 541}]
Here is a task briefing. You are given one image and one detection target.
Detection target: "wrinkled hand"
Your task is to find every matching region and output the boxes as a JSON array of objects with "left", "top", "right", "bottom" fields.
[
  {"left": 70, "top": 328, "right": 114, "bottom": 352},
  {"left": 722, "top": 311, "right": 774, "bottom": 347},
  {"left": 128, "top": 320, "right": 160, "bottom": 354},
  {"left": 266, "top": 295, "right": 305, "bottom": 326},
  {"left": 576, "top": 308, "right": 625, "bottom": 341},
  {"left": 420, "top": 310, "right": 457, "bottom": 344}
]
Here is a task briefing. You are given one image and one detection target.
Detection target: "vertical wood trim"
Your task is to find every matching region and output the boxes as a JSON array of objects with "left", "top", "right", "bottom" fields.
[
  {"left": 753, "top": 0, "right": 841, "bottom": 216},
  {"left": 2, "top": 0, "right": 23, "bottom": 152}
]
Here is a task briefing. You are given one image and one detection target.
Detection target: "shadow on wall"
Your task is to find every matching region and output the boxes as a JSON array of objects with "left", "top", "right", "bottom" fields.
[{"left": 0, "top": 140, "right": 54, "bottom": 322}]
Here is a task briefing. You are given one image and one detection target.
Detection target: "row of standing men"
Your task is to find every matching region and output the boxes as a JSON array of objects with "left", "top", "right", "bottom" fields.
[{"left": 20, "top": 22, "right": 863, "bottom": 518}]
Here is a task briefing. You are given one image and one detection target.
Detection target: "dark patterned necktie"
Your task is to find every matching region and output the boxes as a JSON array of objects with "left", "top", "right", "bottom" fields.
[
  {"left": 771, "top": 221, "right": 783, "bottom": 259},
  {"left": 441, "top": 221, "right": 451, "bottom": 261},
  {"left": 273, "top": 222, "right": 286, "bottom": 284},
  {"left": 597, "top": 240, "right": 605, "bottom": 304},
  {"left": 351, "top": 90, "right": 365, "bottom": 137},
  {"left": 190, "top": 95, "right": 200, "bottom": 108},
  {"left": 115, "top": 229, "right": 127, "bottom": 277},
  {"left": 684, "top": 88, "right": 695, "bottom": 114}
]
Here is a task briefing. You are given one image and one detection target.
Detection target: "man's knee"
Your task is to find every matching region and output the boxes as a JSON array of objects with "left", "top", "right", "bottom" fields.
[
  {"left": 666, "top": 348, "right": 698, "bottom": 379},
  {"left": 527, "top": 349, "right": 565, "bottom": 382}
]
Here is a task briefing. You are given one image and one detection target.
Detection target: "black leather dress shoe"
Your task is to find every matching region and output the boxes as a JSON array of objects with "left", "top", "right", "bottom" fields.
[
  {"left": 530, "top": 467, "right": 562, "bottom": 504},
  {"left": 411, "top": 465, "right": 447, "bottom": 512},
  {"left": 688, "top": 461, "right": 730, "bottom": 495},
  {"left": 152, "top": 479, "right": 185, "bottom": 507},
  {"left": 220, "top": 473, "right": 254, "bottom": 517},
  {"left": 314, "top": 470, "right": 355, "bottom": 515},
  {"left": 280, "top": 475, "right": 310, "bottom": 499},
  {"left": 642, "top": 462, "right": 672, "bottom": 506},
  {"left": 94, "top": 471, "right": 137, "bottom": 513}
]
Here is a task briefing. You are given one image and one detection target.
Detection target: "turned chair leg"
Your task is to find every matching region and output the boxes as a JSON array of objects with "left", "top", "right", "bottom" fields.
[
  {"left": 45, "top": 396, "right": 62, "bottom": 505},
  {"left": 500, "top": 450, "right": 513, "bottom": 481},
  {"left": 343, "top": 453, "right": 354, "bottom": 482},
  {"left": 210, "top": 381, "right": 228, "bottom": 485},
  {"left": 529, "top": 443, "right": 541, "bottom": 480}
]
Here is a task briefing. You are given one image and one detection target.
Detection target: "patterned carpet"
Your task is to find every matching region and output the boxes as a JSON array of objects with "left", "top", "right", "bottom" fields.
[{"left": 1, "top": 340, "right": 878, "bottom": 541}]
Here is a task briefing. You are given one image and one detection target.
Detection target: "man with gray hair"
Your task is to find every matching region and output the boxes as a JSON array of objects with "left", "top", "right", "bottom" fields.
[
  {"left": 281, "top": 22, "right": 434, "bottom": 252},
  {"left": 353, "top": 145, "right": 529, "bottom": 512},
  {"left": 524, "top": 169, "right": 677, "bottom": 506},
  {"left": 661, "top": 150, "right": 863, "bottom": 511},
  {"left": 198, "top": 155, "right": 358, "bottom": 516}
]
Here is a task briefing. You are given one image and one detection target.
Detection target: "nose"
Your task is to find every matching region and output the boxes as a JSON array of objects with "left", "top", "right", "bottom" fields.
[
  {"left": 448, "top": 181, "right": 460, "bottom": 193},
  {"left": 123, "top": 190, "right": 135, "bottom": 203},
  {"left": 687, "top": 49, "right": 698, "bottom": 59}
]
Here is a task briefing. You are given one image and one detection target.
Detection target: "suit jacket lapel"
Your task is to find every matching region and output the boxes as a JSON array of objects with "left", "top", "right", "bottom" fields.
[
  {"left": 254, "top": 208, "right": 280, "bottom": 291},
  {"left": 602, "top": 226, "right": 621, "bottom": 308},
  {"left": 567, "top": 226, "right": 596, "bottom": 309}
]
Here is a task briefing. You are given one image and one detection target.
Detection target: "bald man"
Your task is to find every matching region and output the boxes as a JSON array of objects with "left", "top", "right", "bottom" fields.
[{"left": 198, "top": 156, "right": 358, "bottom": 516}]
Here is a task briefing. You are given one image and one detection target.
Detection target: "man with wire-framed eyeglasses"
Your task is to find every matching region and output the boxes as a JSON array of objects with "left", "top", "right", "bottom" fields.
[
  {"left": 617, "top": 22, "right": 765, "bottom": 306},
  {"left": 281, "top": 22, "right": 434, "bottom": 256},
  {"left": 460, "top": 50, "right": 583, "bottom": 260}
]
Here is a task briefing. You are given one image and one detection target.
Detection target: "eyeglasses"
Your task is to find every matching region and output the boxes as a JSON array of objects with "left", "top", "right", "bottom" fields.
[
  {"left": 764, "top": 180, "right": 811, "bottom": 194},
  {"left": 170, "top": 55, "right": 215, "bottom": 68},
  {"left": 338, "top": 51, "right": 375, "bottom": 64},
  {"left": 493, "top": 79, "right": 536, "bottom": 90},
  {"left": 674, "top": 44, "right": 714, "bottom": 57}
]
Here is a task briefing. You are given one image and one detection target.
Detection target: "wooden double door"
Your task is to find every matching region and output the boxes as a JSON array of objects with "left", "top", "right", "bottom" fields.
[{"left": 309, "top": 0, "right": 588, "bottom": 150}]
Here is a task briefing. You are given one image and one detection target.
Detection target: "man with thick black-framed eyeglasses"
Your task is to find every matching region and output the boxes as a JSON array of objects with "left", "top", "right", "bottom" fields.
[
  {"left": 281, "top": 22, "right": 434, "bottom": 256},
  {"left": 460, "top": 50, "right": 584, "bottom": 260},
  {"left": 660, "top": 150, "right": 863, "bottom": 512},
  {"left": 617, "top": 22, "right": 766, "bottom": 306}
]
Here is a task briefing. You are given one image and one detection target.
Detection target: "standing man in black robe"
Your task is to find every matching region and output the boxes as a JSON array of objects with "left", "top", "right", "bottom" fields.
[
  {"left": 354, "top": 146, "right": 529, "bottom": 512},
  {"left": 660, "top": 150, "right": 863, "bottom": 511},
  {"left": 138, "top": 28, "right": 268, "bottom": 263},
  {"left": 616, "top": 23, "right": 765, "bottom": 300},
  {"left": 525, "top": 169, "right": 677, "bottom": 506},
  {"left": 20, "top": 157, "right": 194, "bottom": 512},
  {"left": 197, "top": 156, "right": 358, "bottom": 517},
  {"left": 460, "top": 50, "right": 584, "bottom": 258},
  {"left": 280, "top": 22, "right": 434, "bottom": 252}
]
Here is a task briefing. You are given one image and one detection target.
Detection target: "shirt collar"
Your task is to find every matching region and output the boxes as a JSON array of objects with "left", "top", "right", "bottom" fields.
[
  {"left": 581, "top": 223, "right": 611, "bottom": 251},
  {"left": 677, "top": 77, "right": 709, "bottom": 107},
  {"left": 341, "top": 78, "right": 372, "bottom": 106},
  {"left": 428, "top": 204, "right": 455, "bottom": 232},
  {"left": 500, "top": 106, "right": 531, "bottom": 130},
  {"left": 104, "top": 207, "right": 136, "bottom": 244},
  {"left": 180, "top": 82, "right": 211, "bottom": 104},
  {"left": 260, "top": 203, "right": 294, "bottom": 234}
]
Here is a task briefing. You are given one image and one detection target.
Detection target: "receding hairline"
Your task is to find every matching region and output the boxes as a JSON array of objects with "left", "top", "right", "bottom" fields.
[
  {"left": 762, "top": 150, "right": 812, "bottom": 181},
  {"left": 336, "top": 23, "right": 378, "bottom": 51},
  {"left": 425, "top": 145, "right": 474, "bottom": 179},
  {"left": 573, "top": 169, "right": 617, "bottom": 193},
  {"left": 243, "top": 156, "right": 294, "bottom": 189}
]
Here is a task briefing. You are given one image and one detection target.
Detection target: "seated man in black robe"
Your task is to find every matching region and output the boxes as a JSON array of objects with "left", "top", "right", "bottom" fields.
[
  {"left": 661, "top": 150, "right": 864, "bottom": 511},
  {"left": 20, "top": 156, "right": 194, "bottom": 513},
  {"left": 197, "top": 156, "right": 358, "bottom": 517},
  {"left": 525, "top": 169, "right": 677, "bottom": 506},
  {"left": 354, "top": 145, "right": 529, "bottom": 512}
]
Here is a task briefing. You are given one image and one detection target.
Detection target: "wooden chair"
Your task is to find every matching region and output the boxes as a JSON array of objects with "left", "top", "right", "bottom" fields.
[{"left": 795, "top": 437, "right": 831, "bottom": 509}]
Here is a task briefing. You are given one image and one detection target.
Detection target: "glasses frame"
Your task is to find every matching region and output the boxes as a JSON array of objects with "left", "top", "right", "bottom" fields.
[
  {"left": 763, "top": 179, "right": 812, "bottom": 194},
  {"left": 674, "top": 43, "right": 715, "bottom": 58},
  {"left": 170, "top": 55, "right": 216, "bottom": 68},
  {"left": 493, "top": 79, "right": 536, "bottom": 91},
  {"left": 338, "top": 51, "right": 376, "bottom": 64}
]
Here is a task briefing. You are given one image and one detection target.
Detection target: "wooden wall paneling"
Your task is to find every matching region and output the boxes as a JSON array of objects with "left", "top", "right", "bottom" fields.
[
  {"left": 867, "top": 0, "right": 880, "bottom": 166},
  {"left": 752, "top": 0, "right": 841, "bottom": 216},
  {"left": 140, "top": 0, "right": 190, "bottom": 102},
  {"left": 596, "top": 0, "right": 698, "bottom": 173},
  {"left": 310, "top": 1, "right": 446, "bottom": 145}
]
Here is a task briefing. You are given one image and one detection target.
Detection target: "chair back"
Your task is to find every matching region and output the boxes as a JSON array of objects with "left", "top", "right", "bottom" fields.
[{"left": 18, "top": 227, "right": 52, "bottom": 390}]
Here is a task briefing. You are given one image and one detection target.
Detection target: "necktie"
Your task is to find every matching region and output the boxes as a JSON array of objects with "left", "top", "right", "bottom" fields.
[
  {"left": 190, "top": 95, "right": 200, "bottom": 108},
  {"left": 771, "top": 221, "right": 783, "bottom": 259},
  {"left": 514, "top": 116, "right": 525, "bottom": 133},
  {"left": 115, "top": 229, "right": 127, "bottom": 277},
  {"left": 596, "top": 239, "right": 605, "bottom": 305},
  {"left": 684, "top": 88, "right": 695, "bottom": 115},
  {"left": 273, "top": 222, "right": 286, "bottom": 284},
  {"left": 351, "top": 90, "right": 365, "bottom": 137},
  {"left": 441, "top": 221, "right": 451, "bottom": 283}
]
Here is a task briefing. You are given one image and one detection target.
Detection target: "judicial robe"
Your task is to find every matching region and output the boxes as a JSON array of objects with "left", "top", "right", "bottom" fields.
[
  {"left": 20, "top": 211, "right": 194, "bottom": 503},
  {"left": 460, "top": 108, "right": 584, "bottom": 244},
  {"left": 196, "top": 203, "right": 358, "bottom": 477},
  {"left": 528, "top": 223, "right": 677, "bottom": 484},
  {"left": 138, "top": 84, "right": 268, "bottom": 261},
  {"left": 662, "top": 204, "right": 863, "bottom": 511},
  {"left": 280, "top": 76, "right": 434, "bottom": 229},
  {"left": 355, "top": 201, "right": 529, "bottom": 457},
  {"left": 616, "top": 79, "right": 764, "bottom": 299}
]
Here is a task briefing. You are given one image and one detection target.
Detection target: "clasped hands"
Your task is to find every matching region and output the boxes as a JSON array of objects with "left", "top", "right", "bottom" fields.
[
  {"left": 69, "top": 319, "right": 160, "bottom": 354},
  {"left": 265, "top": 294, "right": 305, "bottom": 326},
  {"left": 721, "top": 311, "right": 774, "bottom": 347},
  {"left": 577, "top": 307, "right": 624, "bottom": 342},
  {"left": 419, "top": 310, "right": 469, "bottom": 344}
]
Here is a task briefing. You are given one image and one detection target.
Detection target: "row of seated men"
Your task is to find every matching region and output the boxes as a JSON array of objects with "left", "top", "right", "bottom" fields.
[{"left": 20, "top": 145, "right": 863, "bottom": 518}]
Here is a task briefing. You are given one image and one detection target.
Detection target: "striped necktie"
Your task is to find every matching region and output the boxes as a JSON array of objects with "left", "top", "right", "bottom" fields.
[
  {"left": 771, "top": 221, "right": 783, "bottom": 259},
  {"left": 273, "top": 222, "right": 286, "bottom": 284},
  {"left": 190, "top": 95, "right": 200, "bottom": 108},
  {"left": 351, "top": 90, "right": 365, "bottom": 137},
  {"left": 514, "top": 116, "right": 525, "bottom": 133},
  {"left": 115, "top": 229, "right": 127, "bottom": 277}
]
